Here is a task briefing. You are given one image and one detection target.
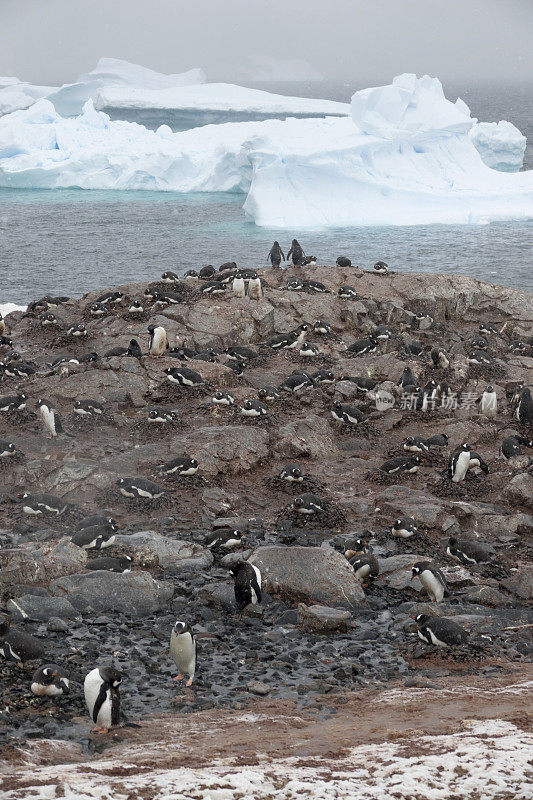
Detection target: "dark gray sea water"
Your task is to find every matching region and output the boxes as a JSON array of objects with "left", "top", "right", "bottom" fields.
[{"left": 0, "top": 81, "right": 531, "bottom": 303}]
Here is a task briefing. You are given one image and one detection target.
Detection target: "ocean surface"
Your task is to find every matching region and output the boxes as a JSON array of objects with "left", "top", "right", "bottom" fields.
[{"left": 0, "top": 80, "right": 532, "bottom": 304}]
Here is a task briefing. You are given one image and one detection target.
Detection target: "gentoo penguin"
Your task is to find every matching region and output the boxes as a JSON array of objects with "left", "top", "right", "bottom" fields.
[
  {"left": 152, "top": 290, "right": 184, "bottom": 306},
  {"left": 148, "top": 407, "right": 174, "bottom": 423},
  {"left": 403, "top": 436, "right": 429, "bottom": 454},
  {"left": 247, "top": 272, "right": 263, "bottom": 300},
  {"left": 199, "top": 280, "right": 225, "bottom": 296},
  {"left": 374, "top": 325, "right": 392, "bottom": 340},
  {"left": 35, "top": 398, "right": 65, "bottom": 438},
  {"left": 148, "top": 324, "right": 168, "bottom": 358},
  {"left": 89, "top": 302, "right": 108, "bottom": 316},
  {"left": 0, "top": 393, "right": 27, "bottom": 412},
  {"left": 331, "top": 401, "right": 367, "bottom": 425},
  {"left": 232, "top": 272, "right": 246, "bottom": 297},
  {"left": 71, "top": 523, "right": 118, "bottom": 550},
  {"left": 278, "top": 373, "right": 313, "bottom": 394},
  {"left": 431, "top": 348, "right": 450, "bottom": 369},
  {"left": 448, "top": 443, "right": 471, "bottom": 483},
  {"left": 415, "top": 311, "right": 433, "bottom": 328},
  {"left": 501, "top": 435, "right": 533, "bottom": 459},
  {"left": 87, "top": 555, "right": 133, "bottom": 573},
  {"left": 292, "top": 493, "right": 324, "bottom": 514},
  {"left": 31, "top": 665, "right": 70, "bottom": 697},
  {"left": 479, "top": 386, "right": 497, "bottom": 417},
  {"left": 411, "top": 561, "right": 449, "bottom": 603},
  {"left": 287, "top": 239, "right": 304, "bottom": 266},
  {"left": 116, "top": 477, "right": 164, "bottom": 499},
  {"left": 160, "top": 456, "right": 199, "bottom": 476},
  {"left": 311, "top": 369, "right": 335, "bottom": 385},
  {"left": 343, "top": 536, "right": 372, "bottom": 559},
  {"left": 379, "top": 456, "right": 421, "bottom": 475},
  {"left": 266, "top": 331, "right": 297, "bottom": 349},
  {"left": 337, "top": 375, "right": 377, "bottom": 394},
  {"left": 338, "top": 286, "right": 359, "bottom": 299},
  {"left": 170, "top": 621, "right": 196, "bottom": 686},
  {"left": 212, "top": 390, "right": 234, "bottom": 406},
  {"left": 515, "top": 387, "right": 533, "bottom": 424},
  {"left": 74, "top": 399, "right": 104, "bottom": 416},
  {"left": 468, "top": 451, "right": 489, "bottom": 474},
  {"left": 446, "top": 536, "right": 493, "bottom": 565},
  {"left": 96, "top": 290, "right": 123, "bottom": 305},
  {"left": 79, "top": 351, "right": 98, "bottom": 364},
  {"left": 479, "top": 322, "right": 498, "bottom": 336},
  {"left": 184, "top": 270, "right": 199, "bottom": 282},
  {"left": 205, "top": 529, "right": 245, "bottom": 550},
  {"left": 3, "top": 361, "right": 36, "bottom": 379},
  {"left": 373, "top": 261, "right": 388, "bottom": 274},
  {"left": 426, "top": 433, "right": 449, "bottom": 448},
  {"left": 391, "top": 517, "right": 418, "bottom": 538},
  {"left": 165, "top": 366, "right": 204, "bottom": 387},
  {"left": 471, "top": 336, "right": 489, "bottom": 350},
  {"left": 40, "top": 311, "right": 63, "bottom": 327},
  {"left": 303, "top": 280, "right": 329, "bottom": 294},
  {"left": 267, "top": 241, "right": 285, "bottom": 267},
  {"left": 0, "top": 615, "right": 45, "bottom": 662},
  {"left": 349, "top": 553, "right": 379, "bottom": 582},
  {"left": 240, "top": 399, "right": 268, "bottom": 417},
  {"left": 287, "top": 278, "right": 305, "bottom": 291},
  {"left": 225, "top": 345, "right": 258, "bottom": 363},
  {"left": 398, "top": 367, "right": 417, "bottom": 388},
  {"left": 230, "top": 562, "right": 262, "bottom": 610},
  {"left": 286, "top": 325, "right": 310, "bottom": 350},
  {"left": 302, "top": 256, "right": 317, "bottom": 266},
  {"left": 467, "top": 349, "right": 493, "bottom": 366},
  {"left": 84, "top": 666, "right": 122, "bottom": 733},
  {"left": 413, "top": 614, "right": 468, "bottom": 648},
  {"left": 128, "top": 300, "right": 144, "bottom": 314},
  {"left": 19, "top": 492, "right": 69, "bottom": 515},
  {"left": 346, "top": 336, "right": 378, "bottom": 356},
  {"left": 77, "top": 514, "right": 117, "bottom": 531},
  {"left": 336, "top": 256, "right": 352, "bottom": 268},
  {"left": 0, "top": 439, "right": 16, "bottom": 457},
  {"left": 199, "top": 265, "right": 216, "bottom": 279},
  {"left": 219, "top": 261, "right": 237, "bottom": 271},
  {"left": 280, "top": 464, "right": 304, "bottom": 482},
  {"left": 66, "top": 323, "right": 87, "bottom": 337},
  {"left": 257, "top": 386, "right": 281, "bottom": 401},
  {"left": 417, "top": 380, "right": 438, "bottom": 412},
  {"left": 299, "top": 342, "right": 320, "bottom": 358},
  {"left": 313, "top": 320, "right": 331, "bottom": 335},
  {"left": 161, "top": 271, "right": 180, "bottom": 283}
]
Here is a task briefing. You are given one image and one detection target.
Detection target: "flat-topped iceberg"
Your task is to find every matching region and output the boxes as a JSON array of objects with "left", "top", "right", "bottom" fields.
[{"left": 0, "top": 74, "right": 531, "bottom": 228}]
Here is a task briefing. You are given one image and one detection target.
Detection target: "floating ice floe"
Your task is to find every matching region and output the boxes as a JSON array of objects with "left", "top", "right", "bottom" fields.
[{"left": 0, "top": 74, "right": 531, "bottom": 228}]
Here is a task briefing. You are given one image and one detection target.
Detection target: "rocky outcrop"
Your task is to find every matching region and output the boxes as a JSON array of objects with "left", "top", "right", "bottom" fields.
[
  {"left": 115, "top": 532, "right": 213, "bottom": 571},
  {"left": 49, "top": 571, "right": 173, "bottom": 615},
  {"left": 0, "top": 540, "right": 87, "bottom": 586}
]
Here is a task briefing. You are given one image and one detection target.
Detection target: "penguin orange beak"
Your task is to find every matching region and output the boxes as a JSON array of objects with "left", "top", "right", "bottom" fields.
[{"left": 410, "top": 575, "right": 415, "bottom": 581}]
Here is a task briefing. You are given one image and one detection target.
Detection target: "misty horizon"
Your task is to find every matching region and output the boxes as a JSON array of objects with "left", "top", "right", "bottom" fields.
[{"left": 1, "top": 0, "right": 532, "bottom": 89}]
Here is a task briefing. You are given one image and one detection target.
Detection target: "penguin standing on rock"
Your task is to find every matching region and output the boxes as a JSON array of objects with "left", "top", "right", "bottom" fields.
[
  {"left": 448, "top": 443, "right": 471, "bottom": 483},
  {"left": 336, "top": 256, "right": 352, "bottom": 268},
  {"left": 35, "top": 399, "right": 68, "bottom": 438},
  {"left": 515, "top": 387, "right": 533, "bottom": 424},
  {"left": 287, "top": 239, "right": 305, "bottom": 266},
  {"left": 267, "top": 241, "right": 285, "bottom": 267},
  {"left": 170, "top": 620, "right": 196, "bottom": 687},
  {"left": 411, "top": 561, "right": 449, "bottom": 602},
  {"left": 232, "top": 272, "right": 246, "bottom": 297},
  {"left": 412, "top": 614, "right": 468, "bottom": 648},
  {"left": 479, "top": 386, "right": 497, "bottom": 417},
  {"left": 84, "top": 666, "right": 122, "bottom": 733},
  {"left": 373, "top": 261, "right": 388, "bottom": 275},
  {"left": 247, "top": 272, "right": 262, "bottom": 300},
  {"left": 230, "top": 562, "right": 262, "bottom": 610},
  {"left": 31, "top": 665, "right": 70, "bottom": 696},
  {"left": 148, "top": 324, "right": 168, "bottom": 357}
]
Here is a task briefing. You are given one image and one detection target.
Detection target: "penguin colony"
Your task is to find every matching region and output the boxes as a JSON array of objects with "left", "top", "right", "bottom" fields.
[{"left": 0, "top": 249, "right": 531, "bottom": 736}]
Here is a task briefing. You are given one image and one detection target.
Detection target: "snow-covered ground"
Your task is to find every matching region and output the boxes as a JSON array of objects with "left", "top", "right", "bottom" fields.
[
  {"left": 0, "top": 303, "right": 27, "bottom": 316},
  {"left": 0, "top": 73, "right": 531, "bottom": 228},
  {"left": 2, "top": 719, "right": 531, "bottom": 800}
]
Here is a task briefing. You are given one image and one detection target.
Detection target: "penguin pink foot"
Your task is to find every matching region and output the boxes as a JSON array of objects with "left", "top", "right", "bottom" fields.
[
  {"left": 173, "top": 674, "right": 183, "bottom": 681},
  {"left": 185, "top": 677, "right": 194, "bottom": 687}
]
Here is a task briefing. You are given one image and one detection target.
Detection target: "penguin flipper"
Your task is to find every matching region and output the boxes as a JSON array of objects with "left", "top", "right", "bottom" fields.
[
  {"left": 92, "top": 684, "right": 108, "bottom": 724},
  {"left": 54, "top": 413, "right": 64, "bottom": 434}
]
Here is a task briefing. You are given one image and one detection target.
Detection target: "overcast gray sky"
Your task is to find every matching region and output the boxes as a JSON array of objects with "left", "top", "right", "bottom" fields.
[{"left": 1, "top": 0, "right": 532, "bottom": 86}]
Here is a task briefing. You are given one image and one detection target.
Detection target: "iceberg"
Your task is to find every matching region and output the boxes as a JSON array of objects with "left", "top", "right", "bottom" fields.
[
  {"left": 0, "top": 80, "right": 55, "bottom": 117},
  {"left": 0, "top": 75, "right": 531, "bottom": 229},
  {"left": 46, "top": 57, "right": 206, "bottom": 117},
  {"left": 469, "top": 120, "right": 526, "bottom": 172}
]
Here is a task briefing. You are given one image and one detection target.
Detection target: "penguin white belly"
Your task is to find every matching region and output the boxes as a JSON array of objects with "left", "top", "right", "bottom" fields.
[
  {"left": 84, "top": 668, "right": 112, "bottom": 727},
  {"left": 31, "top": 681, "right": 64, "bottom": 697},
  {"left": 427, "top": 628, "right": 448, "bottom": 647},
  {"left": 452, "top": 452, "right": 470, "bottom": 483},
  {"left": 250, "top": 564, "right": 262, "bottom": 604},
  {"left": 170, "top": 631, "right": 196, "bottom": 678},
  {"left": 40, "top": 407, "right": 56, "bottom": 437},
  {"left": 420, "top": 571, "right": 445, "bottom": 602},
  {"left": 354, "top": 564, "right": 371, "bottom": 580},
  {"left": 232, "top": 278, "right": 245, "bottom": 297},
  {"left": 247, "top": 278, "right": 262, "bottom": 300},
  {"left": 151, "top": 328, "right": 167, "bottom": 356},
  {"left": 481, "top": 395, "right": 497, "bottom": 416}
]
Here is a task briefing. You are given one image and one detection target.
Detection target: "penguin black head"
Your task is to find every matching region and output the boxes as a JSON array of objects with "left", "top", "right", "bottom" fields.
[
  {"left": 411, "top": 564, "right": 423, "bottom": 579},
  {"left": 460, "top": 442, "right": 471, "bottom": 452},
  {"left": 147, "top": 324, "right": 156, "bottom": 333},
  {"left": 292, "top": 497, "right": 305, "bottom": 509},
  {"left": 172, "top": 620, "right": 191, "bottom": 636},
  {"left": 485, "top": 385, "right": 494, "bottom": 392},
  {"left": 99, "top": 666, "right": 122, "bottom": 687},
  {"left": 413, "top": 613, "right": 429, "bottom": 626},
  {"left": 185, "top": 270, "right": 198, "bottom": 278}
]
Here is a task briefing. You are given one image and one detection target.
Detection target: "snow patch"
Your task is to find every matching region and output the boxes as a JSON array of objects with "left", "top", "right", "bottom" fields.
[{"left": 0, "top": 302, "right": 27, "bottom": 316}]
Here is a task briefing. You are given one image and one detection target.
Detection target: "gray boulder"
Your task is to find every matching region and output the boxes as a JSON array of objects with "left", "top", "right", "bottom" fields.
[
  {"left": 376, "top": 555, "right": 425, "bottom": 591},
  {"left": 297, "top": 604, "right": 351, "bottom": 633},
  {"left": 501, "top": 474, "right": 533, "bottom": 510},
  {"left": 7, "top": 595, "right": 79, "bottom": 622},
  {"left": 500, "top": 564, "right": 533, "bottom": 600},
  {"left": 115, "top": 532, "right": 213, "bottom": 572},
  {"left": 249, "top": 546, "right": 364, "bottom": 608},
  {"left": 0, "top": 540, "right": 87, "bottom": 586},
  {"left": 50, "top": 571, "right": 173, "bottom": 615}
]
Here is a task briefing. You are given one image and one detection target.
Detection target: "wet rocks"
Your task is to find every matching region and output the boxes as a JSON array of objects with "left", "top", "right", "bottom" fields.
[
  {"left": 49, "top": 571, "right": 173, "bottom": 615},
  {"left": 297, "top": 604, "right": 351, "bottom": 633},
  {"left": 501, "top": 474, "right": 533, "bottom": 510},
  {"left": 249, "top": 546, "right": 365, "bottom": 608},
  {"left": 7, "top": 595, "right": 79, "bottom": 622},
  {"left": 500, "top": 564, "right": 533, "bottom": 600}
]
